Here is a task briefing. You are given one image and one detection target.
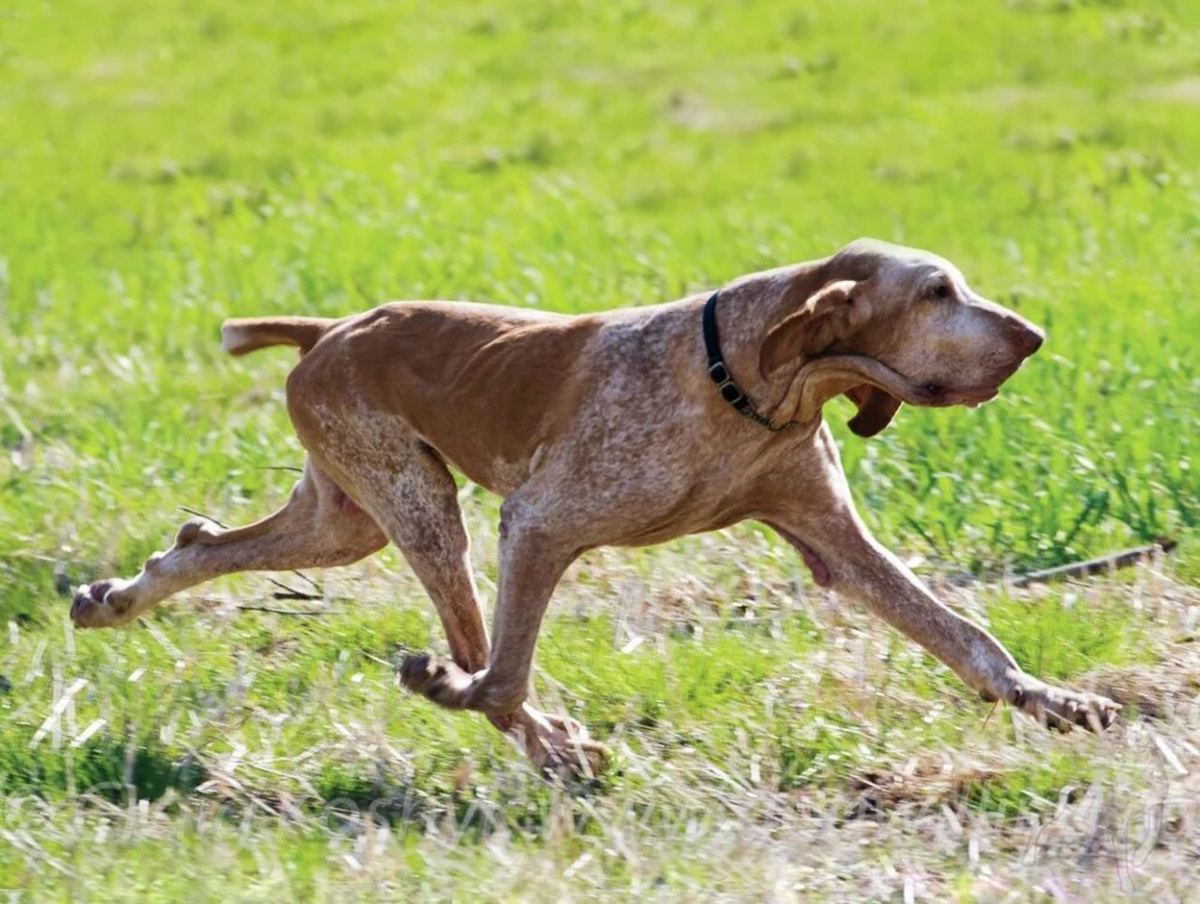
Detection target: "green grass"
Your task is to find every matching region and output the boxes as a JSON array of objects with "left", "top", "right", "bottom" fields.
[{"left": 2, "top": 0, "right": 1199, "bottom": 897}]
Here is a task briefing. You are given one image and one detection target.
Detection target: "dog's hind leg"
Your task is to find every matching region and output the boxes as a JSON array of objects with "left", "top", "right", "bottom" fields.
[
  {"left": 325, "top": 438, "right": 604, "bottom": 776},
  {"left": 388, "top": 473, "right": 606, "bottom": 776},
  {"left": 70, "top": 460, "right": 387, "bottom": 628}
]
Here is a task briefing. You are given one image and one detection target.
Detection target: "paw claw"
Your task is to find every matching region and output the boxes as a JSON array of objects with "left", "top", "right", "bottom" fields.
[{"left": 1006, "top": 675, "right": 1120, "bottom": 735}]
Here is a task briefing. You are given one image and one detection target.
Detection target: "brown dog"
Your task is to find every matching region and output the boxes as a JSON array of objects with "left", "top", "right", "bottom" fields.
[{"left": 72, "top": 239, "right": 1119, "bottom": 774}]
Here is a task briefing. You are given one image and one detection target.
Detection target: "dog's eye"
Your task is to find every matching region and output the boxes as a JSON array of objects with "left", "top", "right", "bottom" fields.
[{"left": 929, "top": 283, "right": 951, "bottom": 300}]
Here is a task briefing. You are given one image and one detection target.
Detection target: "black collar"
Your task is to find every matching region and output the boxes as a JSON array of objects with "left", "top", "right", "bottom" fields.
[{"left": 703, "top": 291, "right": 789, "bottom": 431}]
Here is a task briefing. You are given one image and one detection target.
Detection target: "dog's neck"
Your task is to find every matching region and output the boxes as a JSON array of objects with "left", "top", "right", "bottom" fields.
[{"left": 703, "top": 258, "right": 834, "bottom": 428}]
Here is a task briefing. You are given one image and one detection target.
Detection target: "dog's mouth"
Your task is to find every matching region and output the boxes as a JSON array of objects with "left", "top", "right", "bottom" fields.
[
  {"left": 915, "top": 383, "right": 1000, "bottom": 408},
  {"left": 813, "top": 354, "right": 1001, "bottom": 408},
  {"left": 842, "top": 376, "right": 998, "bottom": 437},
  {"left": 912, "top": 351, "right": 1036, "bottom": 409}
]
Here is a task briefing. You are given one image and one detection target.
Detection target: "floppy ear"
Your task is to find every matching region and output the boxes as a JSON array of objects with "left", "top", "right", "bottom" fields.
[
  {"left": 759, "top": 279, "right": 867, "bottom": 376},
  {"left": 772, "top": 356, "right": 918, "bottom": 436},
  {"left": 760, "top": 277, "right": 905, "bottom": 437}
]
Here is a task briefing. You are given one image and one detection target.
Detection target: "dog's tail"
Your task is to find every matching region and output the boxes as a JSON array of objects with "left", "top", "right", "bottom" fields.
[{"left": 220, "top": 316, "right": 336, "bottom": 357}]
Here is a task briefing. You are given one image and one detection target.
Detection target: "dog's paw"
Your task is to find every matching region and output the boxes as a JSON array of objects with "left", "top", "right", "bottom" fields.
[
  {"left": 70, "top": 580, "right": 133, "bottom": 629},
  {"left": 398, "top": 653, "right": 474, "bottom": 709},
  {"left": 534, "top": 715, "right": 610, "bottom": 782},
  {"left": 496, "top": 707, "right": 610, "bottom": 782},
  {"left": 1006, "top": 676, "right": 1120, "bottom": 734}
]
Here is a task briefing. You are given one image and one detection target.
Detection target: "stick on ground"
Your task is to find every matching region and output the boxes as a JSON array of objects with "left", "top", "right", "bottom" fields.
[{"left": 1012, "top": 538, "right": 1177, "bottom": 587}]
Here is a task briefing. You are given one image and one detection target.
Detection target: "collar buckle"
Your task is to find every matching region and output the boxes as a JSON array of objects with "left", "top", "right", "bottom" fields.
[
  {"left": 708, "top": 361, "right": 745, "bottom": 405},
  {"left": 707, "top": 361, "right": 731, "bottom": 385}
]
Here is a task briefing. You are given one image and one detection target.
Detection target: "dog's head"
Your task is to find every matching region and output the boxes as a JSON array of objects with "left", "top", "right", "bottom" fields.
[{"left": 760, "top": 239, "right": 1044, "bottom": 436}]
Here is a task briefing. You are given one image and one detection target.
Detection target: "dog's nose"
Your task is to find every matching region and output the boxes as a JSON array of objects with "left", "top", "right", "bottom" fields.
[{"left": 1012, "top": 322, "right": 1044, "bottom": 356}]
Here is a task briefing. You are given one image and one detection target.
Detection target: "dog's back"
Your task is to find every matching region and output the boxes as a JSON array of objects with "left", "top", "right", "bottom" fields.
[{"left": 235, "top": 301, "right": 603, "bottom": 494}]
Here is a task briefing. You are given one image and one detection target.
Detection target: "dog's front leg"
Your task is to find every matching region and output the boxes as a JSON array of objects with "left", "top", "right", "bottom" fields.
[
  {"left": 760, "top": 424, "right": 1118, "bottom": 733},
  {"left": 767, "top": 509, "right": 1119, "bottom": 734},
  {"left": 774, "top": 517, "right": 1119, "bottom": 731}
]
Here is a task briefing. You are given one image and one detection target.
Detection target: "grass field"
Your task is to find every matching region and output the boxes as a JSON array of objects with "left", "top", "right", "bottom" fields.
[{"left": 2, "top": 0, "right": 1199, "bottom": 898}]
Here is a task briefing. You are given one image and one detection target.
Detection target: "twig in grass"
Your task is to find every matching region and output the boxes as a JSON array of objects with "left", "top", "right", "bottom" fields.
[
  {"left": 256, "top": 465, "right": 305, "bottom": 473},
  {"left": 285, "top": 569, "right": 322, "bottom": 592},
  {"left": 263, "top": 575, "right": 322, "bottom": 601},
  {"left": 1011, "top": 538, "right": 1177, "bottom": 587},
  {"left": 235, "top": 604, "right": 333, "bottom": 616},
  {"left": 359, "top": 649, "right": 397, "bottom": 668},
  {"left": 178, "top": 506, "right": 228, "bottom": 529},
  {"left": 980, "top": 700, "right": 999, "bottom": 731}
]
